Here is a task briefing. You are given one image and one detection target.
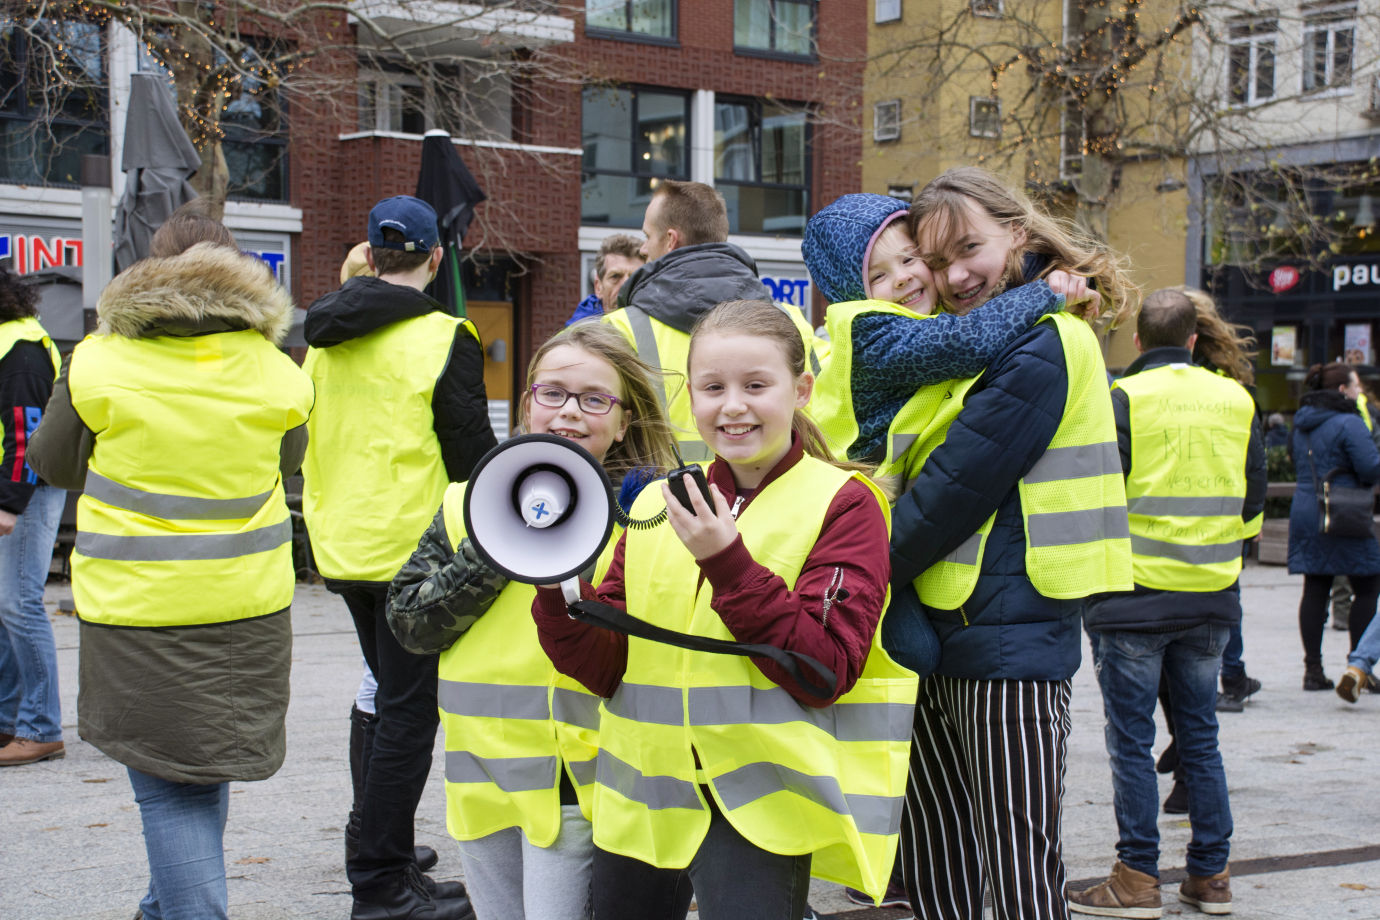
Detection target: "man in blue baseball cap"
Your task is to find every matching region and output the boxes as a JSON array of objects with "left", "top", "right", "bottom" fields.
[{"left": 303, "top": 193, "right": 494, "bottom": 920}]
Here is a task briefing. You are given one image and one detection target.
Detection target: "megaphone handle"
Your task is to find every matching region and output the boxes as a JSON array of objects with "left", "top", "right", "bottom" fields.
[{"left": 560, "top": 578, "right": 582, "bottom": 607}]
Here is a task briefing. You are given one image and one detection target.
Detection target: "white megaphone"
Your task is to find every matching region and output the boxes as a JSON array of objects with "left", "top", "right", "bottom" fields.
[{"left": 463, "top": 433, "right": 616, "bottom": 601}]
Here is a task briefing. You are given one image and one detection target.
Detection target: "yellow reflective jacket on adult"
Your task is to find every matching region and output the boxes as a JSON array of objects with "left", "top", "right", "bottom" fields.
[
  {"left": 436, "top": 480, "right": 607, "bottom": 846},
  {"left": 302, "top": 306, "right": 481, "bottom": 583},
  {"left": 66, "top": 305, "right": 313, "bottom": 629},
  {"left": 1114, "top": 361, "right": 1256, "bottom": 592},
  {"left": 599, "top": 455, "right": 917, "bottom": 902}
]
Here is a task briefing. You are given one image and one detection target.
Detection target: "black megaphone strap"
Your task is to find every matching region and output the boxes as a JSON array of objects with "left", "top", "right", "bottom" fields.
[{"left": 567, "top": 599, "right": 837, "bottom": 700}]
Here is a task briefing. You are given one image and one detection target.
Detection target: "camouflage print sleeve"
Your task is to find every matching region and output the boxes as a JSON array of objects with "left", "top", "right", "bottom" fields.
[{"left": 386, "top": 508, "right": 509, "bottom": 655}]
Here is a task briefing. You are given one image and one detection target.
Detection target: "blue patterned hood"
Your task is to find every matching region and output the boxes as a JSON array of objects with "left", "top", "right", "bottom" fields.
[{"left": 803, "top": 193, "right": 911, "bottom": 304}]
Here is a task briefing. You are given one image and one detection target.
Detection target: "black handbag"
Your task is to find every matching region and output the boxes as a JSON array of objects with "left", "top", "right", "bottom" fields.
[{"left": 1304, "top": 432, "right": 1376, "bottom": 538}]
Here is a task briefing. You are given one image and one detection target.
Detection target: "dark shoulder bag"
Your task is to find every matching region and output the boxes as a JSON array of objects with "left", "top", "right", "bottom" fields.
[{"left": 1304, "top": 431, "right": 1376, "bottom": 539}]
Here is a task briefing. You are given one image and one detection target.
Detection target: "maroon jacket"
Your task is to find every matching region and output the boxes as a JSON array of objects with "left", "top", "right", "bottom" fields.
[{"left": 533, "top": 438, "right": 890, "bottom": 707}]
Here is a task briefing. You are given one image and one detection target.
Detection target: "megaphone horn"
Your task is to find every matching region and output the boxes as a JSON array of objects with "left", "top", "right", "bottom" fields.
[{"left": 463, "top": 433, "right": 615, "bottom": 586}]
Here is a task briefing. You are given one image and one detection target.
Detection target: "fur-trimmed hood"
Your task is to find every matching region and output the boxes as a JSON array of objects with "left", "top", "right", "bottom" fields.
[{"left": 96, "top": 242, "right": 294, "bottom": 343}]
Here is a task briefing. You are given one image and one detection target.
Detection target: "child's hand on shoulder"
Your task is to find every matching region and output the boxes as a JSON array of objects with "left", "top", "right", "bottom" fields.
[
  {"left": 661, "top": 476, "right": 739, "bottom": 560},
  {"left": 1047, "top": 270, "right": 1103, "bottom": 319}
]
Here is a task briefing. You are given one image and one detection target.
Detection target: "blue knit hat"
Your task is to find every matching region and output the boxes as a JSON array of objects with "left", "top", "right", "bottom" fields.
[{"left": 802, "top": 194, "right": 911, "bottom": 304}]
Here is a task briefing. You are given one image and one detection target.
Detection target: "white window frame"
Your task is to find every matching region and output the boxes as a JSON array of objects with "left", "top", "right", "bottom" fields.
[
  {"left": 873, "top": 99, "right": 901, "bottom": 142},
  {"left": 887, "top": 183, "right": 913, "bottom": 202},
  {"left": 1301, "top": 3, "right": 1356, "bottom": 94},
  {"left": 357, "top": 69, "right": 429, "bottom": 134},
  {"left": 875, "top": 0, "right": 901, "bottom": 23},
  {"left": 1227, "top": 17, "right": 1278, "bottom": 107},
  {"left": 1059, "top": 101, "right": 1084, "bottom": 180},
  {"left": 969, "top": 96, "right": 1001, "bottom": 138},
  {"left": 971, "top": 0, "right": 1002, "bottom": 17}
]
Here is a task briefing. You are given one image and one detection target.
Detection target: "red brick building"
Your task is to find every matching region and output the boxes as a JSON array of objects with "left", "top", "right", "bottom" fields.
[{"left": 5, "top": 2, "right": 864, "bottom": 427}]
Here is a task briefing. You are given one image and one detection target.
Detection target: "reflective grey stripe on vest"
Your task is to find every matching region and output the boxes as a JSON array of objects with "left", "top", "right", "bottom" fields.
[
  {"left": 624, "top": 305, "right": 779, "bottom": 463},
  {"left": 1127, "top": 495, "right": 1245, "bottom": 518},
  {"left": 1026, "top": 506, "right": 1130, "bottom": 548},
  {"left": 552, "top": 687, "right": 601, "bottom": 730},
  {"left": 597, "top": 749, "right": 703, "bottom": 811},
  {"left": 445, "top": 750, "right": 557, "bottom": 792},
  {"left": 891, "top": 432, "right": 918, "bottom": 462},
  {"left": 942, "top": 532, "right": 982, "bottom": 567},
  {"left": 75, "top": 519, "right": 291, "bottom": 562},
  {"left": 439, "top": 681, "right": 549, "bottom": 720},
  {"left": 1130, "top": 535, "right": 1244, "bottom": 566},
  {"left": 623, "top": 307, "right": 666, "bottom": 406},
  {"left": 607, "top": 683, "right": 909, "bottom": 743},
  {"left": 84, "top": 470, "right": 274, "bottom": 521},
  {"left": 713, "top": 761, "right": 902, "bottom": 837},
  {"left": 567, "top": 756, "right": 597, "bottom": 787},
  {"left": 1023, "top": 441, "right": 1121, "bottom": 485}
]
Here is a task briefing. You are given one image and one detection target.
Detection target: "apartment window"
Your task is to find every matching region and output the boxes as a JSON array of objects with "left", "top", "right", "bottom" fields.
[
  {"left": 0, "top": 19, "right": 108, "bottom": 187},
  {"left": 1227, "top": 18, "right": 1277, "bottom": 106},
  {"left": 581, "top": 85, "right": 689, "bottom": 226},
  {"left": 1060, "top": 101, "right": 1084, "bottom": 179},
  {"left": 586, "top": 0, "right": 676, "bottom": 40},
  {"left": 874, "top": 99, "right": 901, "bottom": 142},
  {"left": 734, "top": 0, "right": 815, "bottom": 57},
  {"left": 876, "top": 0, "right": 901, "bottom": 23},
  {"left": 887, "top": 183, "right": 913, "bottom": 202},
  {"left": 969, "top": 96, "right": 1001, "bottom": 138},
  {"left": 715, "top": 97, "right": 809, "bottom": 234},
  {"left": 139, "top": 39, "right": 288, "bottom": 202},
  {"left": 972, "top": 0, "right": 1002, "bottom": 17},
  {"left": 1302, "top": 4, "right": 1355, "bottom": 92},
  {"left": 358, "top": 71, "right": 427, "bottom": 134}
]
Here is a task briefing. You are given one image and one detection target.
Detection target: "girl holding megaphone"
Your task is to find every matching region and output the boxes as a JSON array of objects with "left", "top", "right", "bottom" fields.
[
  {"left": 387, "top": 322, "right": 678, "bottom": 920},
  {"left": 533, "top": 300, "right": 917, "bottom": 919}
]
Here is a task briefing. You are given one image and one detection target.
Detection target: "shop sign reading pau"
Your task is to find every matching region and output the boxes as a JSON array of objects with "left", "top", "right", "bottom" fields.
[{"left": 1265, "top": 261, "right": 1380, "bottom": 293}]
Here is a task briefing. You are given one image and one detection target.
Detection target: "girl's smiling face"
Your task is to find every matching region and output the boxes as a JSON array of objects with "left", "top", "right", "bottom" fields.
[
  {"left": 523, "top": 344, "right": 629, "bottom": 463},
  {"left": 866, "top": 222, "right": 935, "bottom": 313},
  {"left": 688, "top": 332, "right": 812, "bottom": 489},
  {"left": 920, "top": 199, "right": 1026, "bottom": 314}
]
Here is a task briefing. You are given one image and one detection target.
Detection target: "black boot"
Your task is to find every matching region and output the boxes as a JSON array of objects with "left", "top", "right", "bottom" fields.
[
  {"left": 351, "top": 865, "right": 474, "bottom": 920},
  {"left": 346, "top": 705, "right": 378, "bottom": 865},
  {"left": 1303, "top": 660, "right": 1334, "bottom": 691},
  {"left": 1163, "top": 779, "right": 1189, "bottom": 815}
]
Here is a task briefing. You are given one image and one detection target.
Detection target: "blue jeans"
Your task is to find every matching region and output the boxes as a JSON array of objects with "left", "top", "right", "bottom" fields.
[
  {"left": 1348, "top": 605, "right": 1380, "bottom": 673},
  {"left": 1093, "top": 624, "right": 1233, "bottom": 878},
  {"left": 127, "top": 766, "right": 230, "bottom": 920},
  {"left": 0, "top": 484, "right": 65, "bottom": 742},
  {"left": 1219, "top": 581, "right": 1245, "bottom": 681}
]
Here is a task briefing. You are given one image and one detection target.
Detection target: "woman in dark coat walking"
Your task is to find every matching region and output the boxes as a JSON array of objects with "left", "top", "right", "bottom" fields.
[{"left": 1288, "top": 362, "right": 1380, "bottom": 690}]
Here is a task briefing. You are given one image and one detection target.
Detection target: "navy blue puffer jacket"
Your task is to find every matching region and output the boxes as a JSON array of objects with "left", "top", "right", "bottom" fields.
[
  {"left": 889, "top": 321, "right": 1088, "bottom": 681},
  {"left": 1288, "top": 392, "right": 1380, "bottom": 576}
]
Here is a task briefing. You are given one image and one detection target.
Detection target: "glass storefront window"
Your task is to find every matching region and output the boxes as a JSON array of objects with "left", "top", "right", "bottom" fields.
[{"left": 714, "top": 97, "right": 808, "bottom": 235}]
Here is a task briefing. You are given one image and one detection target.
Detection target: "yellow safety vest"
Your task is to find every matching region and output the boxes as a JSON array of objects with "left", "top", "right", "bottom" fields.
[
  {"left": 605, "top": 304, "right": 823, "bottom": 463},
  {"left": 302, "top": 312, "right": 480, "bottom": 582},
  {"left": 1114, "top": 364, "right": 1255, "bottom": 592},
  {"left": 892, "top": 312, "right": 1132, "bottom": 607},
  {"left": 436, "top": 482, "right": 608, "bottom": 845},
  {"left": 0, "top": 316, "right": 60, "bottom": 376},
  {"left": 67, "top": 330, "right": 314, "bottom": 627},
  {"left": 604, "top": 456, "right": 917, "bottom": 901},
  {"left": 1360, "top": 392, "right": 1374, "bottom": 433}
]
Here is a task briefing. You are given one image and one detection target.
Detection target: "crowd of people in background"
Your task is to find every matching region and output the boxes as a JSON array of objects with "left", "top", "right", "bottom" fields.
[{"left": 2, "top": 166, "right": 1378, "bottom": 920}]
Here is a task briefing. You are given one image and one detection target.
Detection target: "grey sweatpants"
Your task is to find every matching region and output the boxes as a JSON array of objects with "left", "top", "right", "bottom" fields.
[{"left": 456, "top": 804, "right": 594, "bottom": 920}]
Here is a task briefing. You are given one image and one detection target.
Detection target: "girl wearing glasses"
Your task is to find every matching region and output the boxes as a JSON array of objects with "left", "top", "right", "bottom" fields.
[{"left": 387, "top": 322, "right": 677, "bottom": 920}]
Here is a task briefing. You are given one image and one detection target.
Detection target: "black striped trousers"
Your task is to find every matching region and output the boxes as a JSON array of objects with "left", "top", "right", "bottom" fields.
[{"left": 897, "top": 674, "right": 1073, "bottom": 920}]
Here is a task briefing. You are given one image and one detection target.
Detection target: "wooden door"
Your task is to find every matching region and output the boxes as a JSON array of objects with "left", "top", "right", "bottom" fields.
[{"left": 466, "top": 300, "right": 515, "bottom": 438}]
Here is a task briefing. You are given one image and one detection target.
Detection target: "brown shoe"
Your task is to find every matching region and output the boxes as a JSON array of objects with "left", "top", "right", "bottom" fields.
[
  {"left": 1179, "top": 868, "right": 1232, "bottom": 915},
  {"left": 1069, "top": 861, "right": 1163, "bottom": 918},
  {"left": 1337, "top": 666, "right": 1368, "bottom": 704},
  {"left": 0, "top": 738, "right": 65, "bottom": 766}
]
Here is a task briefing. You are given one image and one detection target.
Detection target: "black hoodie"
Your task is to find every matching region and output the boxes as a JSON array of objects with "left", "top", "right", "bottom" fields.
[{"left": 304, "top": 276, "right": 495, "bottom": 483}]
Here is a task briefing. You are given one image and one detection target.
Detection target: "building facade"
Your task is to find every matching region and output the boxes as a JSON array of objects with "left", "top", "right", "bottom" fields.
[{"left": 2, "top": 0, "right": 864, "bottom": 427}]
